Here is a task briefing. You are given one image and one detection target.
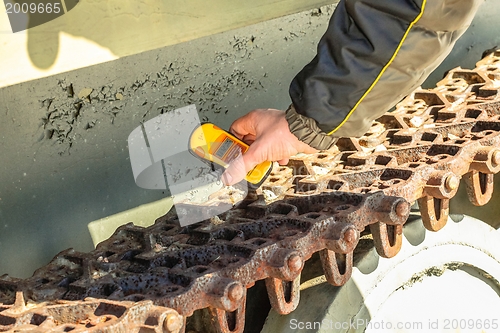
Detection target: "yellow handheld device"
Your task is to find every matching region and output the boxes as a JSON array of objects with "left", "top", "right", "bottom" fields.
[{"left": 189, "top": 123, "right": 272, "bottom": 188}]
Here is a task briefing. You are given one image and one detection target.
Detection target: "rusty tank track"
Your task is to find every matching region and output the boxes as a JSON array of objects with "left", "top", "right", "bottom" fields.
[
  {"left": 3, "top": 51, "right": 500, "bottom": 333},
  {"left": 0, "top": 292, "right": 183, "bottom": 333}
]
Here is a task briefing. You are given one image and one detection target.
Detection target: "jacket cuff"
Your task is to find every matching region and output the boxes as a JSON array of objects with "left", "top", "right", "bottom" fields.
[{"left": 285, "top": 105, "right": 337, "bottom": 150}]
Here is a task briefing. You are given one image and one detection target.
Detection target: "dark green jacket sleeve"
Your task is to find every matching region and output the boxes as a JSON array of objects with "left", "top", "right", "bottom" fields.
[{"left": 287, "top": 0, "right": 483, "bottom": 150}]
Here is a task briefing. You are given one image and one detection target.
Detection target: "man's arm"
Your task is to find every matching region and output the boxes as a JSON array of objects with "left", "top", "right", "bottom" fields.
[
  {"left": 223, "top": 0, "right": 483, "bottom": 185},
  {"left": 288, "top": 0, "right": 483, "bottom": 149}
]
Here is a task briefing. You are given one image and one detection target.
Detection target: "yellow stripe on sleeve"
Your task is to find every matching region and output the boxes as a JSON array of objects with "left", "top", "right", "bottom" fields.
[{"left": 328, "top": 0, "right": 427, "bottom": 135}]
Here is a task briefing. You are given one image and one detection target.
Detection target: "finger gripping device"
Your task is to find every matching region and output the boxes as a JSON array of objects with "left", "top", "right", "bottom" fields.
[{"left": 189, "top": 123, "right": 272, "bottom": 188}]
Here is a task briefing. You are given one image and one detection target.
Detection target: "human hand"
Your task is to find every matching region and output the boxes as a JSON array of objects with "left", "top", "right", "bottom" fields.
[{"left": 221, "top": 108, "right": 318, "bottom": 186}]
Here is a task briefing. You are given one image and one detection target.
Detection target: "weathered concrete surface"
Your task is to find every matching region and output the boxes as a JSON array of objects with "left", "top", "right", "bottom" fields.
[
  {"left": 0, "top": 0, "right": 336, "bottom": 87},
  {"left": 0, "top": 4, "right": 338, "bottom": 278}
]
